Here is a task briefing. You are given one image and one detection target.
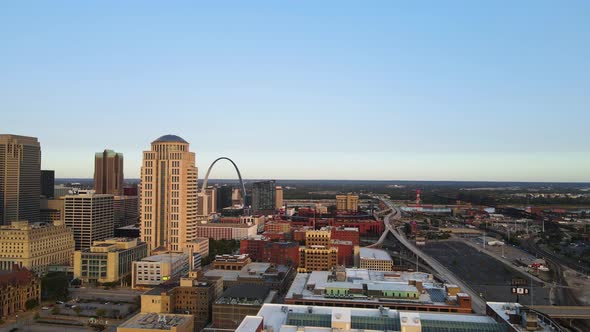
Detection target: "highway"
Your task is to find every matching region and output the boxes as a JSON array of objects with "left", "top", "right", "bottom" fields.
[{"left": 376, "top": 197, "right": 487, "bottom": 314}]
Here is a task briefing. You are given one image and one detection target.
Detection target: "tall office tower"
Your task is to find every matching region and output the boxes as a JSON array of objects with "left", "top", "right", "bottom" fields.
[
  {"left": 251, "top": 180, "right": 276, "bottom": 214},
  {"left": 205, "top": 187, "right": 217, "bottom": 214},
  {"left": 64, "top": 192, "right": 114, "bottom": 250},
  {"left": 0, "top": 134, "right": 41, "bottom": 225},
  {"left": 275, "top": 186, "right": 283, "bottom": 209},
  {"left": 40, "top": 170, "right": 55, "bottom": 198},
  {"left": 94, "top": 149, "right": 124, "bottom": 195},
  {"left": 140, "top": 135, "right": 198, "bottom": 252},
  {"left": 216, "top": 185, "right": 233, "bottom": 211}
]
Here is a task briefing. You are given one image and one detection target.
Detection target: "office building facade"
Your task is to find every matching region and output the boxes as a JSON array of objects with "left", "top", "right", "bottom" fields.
[
  {"left": 0, "top": 220, "right": 75, "bottom": 275},
  {"left": 64, "top": 192, "right": 114, "bottom": 250},
  {"left": 0, "top": 134, "right": 41, "bottom": 225},
  {"left": 40, "top": 170, "right": 55, "bottom": 198},
  {"left": 140, "top": 135, "right": 198, "bottom": 252},
  {"left": 74, "top": 237, "right": 148, "bottom": 284},
  {"left": 94, "top": 149, "right": 124, "bottom": 195},
  {"left": 251, "top": 180, "right": 276, "bottom": 214}
]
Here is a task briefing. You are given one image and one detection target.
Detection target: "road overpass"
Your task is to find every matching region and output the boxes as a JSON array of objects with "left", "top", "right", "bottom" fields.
[
  {"left": 527, "top": 305, "right": 590, "bottom": 319},
  {"left": 376, "top": 198, "right": 487, "bottom": 314}
]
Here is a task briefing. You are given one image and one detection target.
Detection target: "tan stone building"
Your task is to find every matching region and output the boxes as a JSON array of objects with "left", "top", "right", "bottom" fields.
[
  {"left": 140, "top": 277, "right": 222, "bottom": 331},
  {"left": 359, "top": 248, "right": 393, "bottom": 271},
  {"left": 0, "top": 134, "right": 41, "bottom": 225},
  {"left": 297, "top": 229, "right": 339, "bottom": 272},
  {"left": 275, "top": 186, "right": 283, "bottom": 209},
  {"left": 0, "top": 221, "right": 74, "bottom": 275},
  {"left": 298, "top": 246, "right": 338, "bottom": 272},
  {"left": 94, "top": 149, "right": 124, "bottom": 195},
  {"left": 117, "top": 312, "right": 194, "bottom": 332},
  {"left": 336, "top": 193, "right": 359, "bottom": 212},
  {"left": 140, "top": 135, "right": 198, "bottom": 252},
  {"left": 0, "top": 266, "right": 41, "bottom": 319},
  {"left": 74, "top": 237, "right": 148, "bottom": 284}
]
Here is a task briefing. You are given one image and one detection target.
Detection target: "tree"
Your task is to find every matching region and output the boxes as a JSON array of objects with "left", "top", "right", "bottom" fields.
[
  {"left": 73, "top": 306, "right": 83, "bottom": 316},
  {"left": 25, "top": 299, "right": 38, "bottom": 310},
  {"left": 95, "top": 308, "right": 107, "bottom": 318},
  {"left": 51, "top": 306, "right": 61, "bottom": 315},
  {"left": 41, "top": 272, "right": 69, "bottom": 301}
]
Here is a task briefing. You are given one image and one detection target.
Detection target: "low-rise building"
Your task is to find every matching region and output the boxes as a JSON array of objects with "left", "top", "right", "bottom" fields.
[
  {"left": 212, "top": 285, "right": 276, "bottom": 329},
  {"left": 132, "top": 253, "right": 190, "bottom": 288},
  {"left": 235, "top": 304, "right": 504, "bottom": 332},
  {"left": 0, "top": 220, "right": 75, "bottom": 275},
  {"left": 298, "top": 246, "right": 338, "bottom": 272},
  {"left": 359, "top": 247, "right": 393, "bottom": 271},
  {"left": 195, "top": 223, "right": 257, "bottom": 240},
  {"left": 240, "top": 238, "right": 300, "bottom": 267},
  {"left": 117, "top": 313, "right": 194, "bottom": 332},
  {"left": 285, "top": 268, "right": 472, "bottom": 313},
  {"left": 212, "top": 254, "right": 252, "bottom": 270},
  {"left": 204, "top": 261, "right": 293, "bottom": 293},
  {"left": 139, "top": 277, "right": 223, "bottom": 331},
  {"left": 0, "top": 266, "right": 41, "bottom": 319},
  {"left": 74, "top": 237, "right": 148, "bottom": 285}
]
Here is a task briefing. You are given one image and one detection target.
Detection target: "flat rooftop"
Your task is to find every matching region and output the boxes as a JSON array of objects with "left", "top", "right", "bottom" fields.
[
  {"left": 287, "top": 269, "right": 455, "bottom": 306},
  {"left": 359, "top": 247, "right": 392, "bottom": 261},
  {"left": 119, "top": 312, "right": 192, "bottom": 330},
  {"left": 140, "top": 253, "right": 186, "bottom": 263},
  {"left": 236, "top": 304, "right": 503, "bottom": 332}
]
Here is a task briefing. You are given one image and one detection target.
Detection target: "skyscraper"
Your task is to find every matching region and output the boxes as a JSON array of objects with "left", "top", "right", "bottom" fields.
[
  {"left": 140, "top": 135, "right": 198, "bottom": 252},
  {"left": 251, "top": 180, "right": 276, "bottom": 214},
  {"left": 94, "top": 149, "right": 124, "bottom": 195},
  {"left": 40, "top": 170, "right": 55, "bottom": 198},
  {"left": 0, "top": 134, "right": 41, "bottom": 225},
  {"left": 216, "top": 185, "right": 233, "bottom": 211},
  {"left": 64, "top": 191, "right": 114, "bottom": 250}
]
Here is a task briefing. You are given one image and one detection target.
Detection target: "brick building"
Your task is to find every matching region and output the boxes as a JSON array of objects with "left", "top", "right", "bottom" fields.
[{"left": 0, "top": 266, "right": 41, "bottom": 319}]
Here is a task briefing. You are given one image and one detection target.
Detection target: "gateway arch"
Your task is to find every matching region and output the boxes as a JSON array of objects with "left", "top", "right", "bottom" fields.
[{"left": 200, "top": 157, "right": 247, "bottom": 207}]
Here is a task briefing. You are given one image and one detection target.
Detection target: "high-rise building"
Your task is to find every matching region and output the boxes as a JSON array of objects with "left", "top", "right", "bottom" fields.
[
  {"left": 64, "top": 192, "right": 114, "bottom": 250},
  {"left": 336, "top": 193, "right": 359, "bottom": 212},
  {"left": 275, "top": 186, "right": 283, "bottom": 209},
  {"left": 40, "top": 170, "right": 55, "bottom": 198},
  {"left": 94, "top": 149, "right": 124, "bottom": 195},
  {"left": 216, "top": 185, "right": 233, "bottom": 211},
  {"left": 205, "top": 187, "right": 217, "bottom": 214},
  {"left": 114, "top": 195, "right": 139, "bottom": 228},
  {"left": 251, "top": 180, "right": 276, "bottom": 214},
  {"left": 0, "top": 220, "right": 75, "bottom": 275},
  {"left": 0, "top": 134, "right": 41, "bottom": 225},
  {"left": 140, "top": 135, "right": 198, "bottom": 252}
]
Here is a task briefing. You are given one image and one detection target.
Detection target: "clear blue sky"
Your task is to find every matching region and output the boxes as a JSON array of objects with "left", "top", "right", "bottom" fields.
[{"left": 1, "top": 1, "right": 589, "bottom": 181}]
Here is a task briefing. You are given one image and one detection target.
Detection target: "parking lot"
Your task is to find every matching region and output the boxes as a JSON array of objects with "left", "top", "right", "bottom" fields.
[{"left": 422, "top": 241, "right": 551, "bottom": 304}]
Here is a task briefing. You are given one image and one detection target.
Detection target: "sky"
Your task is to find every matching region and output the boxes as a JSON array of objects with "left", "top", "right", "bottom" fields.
[{"left": 1, "top": 1, "right": 589, "bottom": 182}]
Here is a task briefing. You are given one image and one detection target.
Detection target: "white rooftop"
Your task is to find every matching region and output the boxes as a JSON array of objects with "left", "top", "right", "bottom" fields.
[{"left": 359, "top": 247, "right": 393, "bottom": 261}]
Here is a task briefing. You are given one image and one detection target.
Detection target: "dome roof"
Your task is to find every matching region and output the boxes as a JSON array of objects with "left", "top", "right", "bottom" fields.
[{"left": 152, "top": 134, "right": 188, "bottom": 144}]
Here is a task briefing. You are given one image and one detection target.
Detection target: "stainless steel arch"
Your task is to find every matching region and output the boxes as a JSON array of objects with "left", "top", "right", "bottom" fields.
[{"left": 201, "top": 157, "right": 247, "bottom": 207}]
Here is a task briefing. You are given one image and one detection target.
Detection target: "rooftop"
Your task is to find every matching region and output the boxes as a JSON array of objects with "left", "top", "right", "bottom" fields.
[
  {"left": 287, "top": 269, "right": 457, "bottom": 306},
  {"left": 140, "top": 253, "right": 187, "bottom": 263},
  {"left": 359, "top": 247, "right": 393, "bottom": 261},
  {"left": 236, "top": 304, "right": 503, "bottom": 332},
  {"left": 152, "top": 134, "right": 188, "bottom": 144},
  {"left": 118, "top": 312, "right": 192, "bottom": 330}
]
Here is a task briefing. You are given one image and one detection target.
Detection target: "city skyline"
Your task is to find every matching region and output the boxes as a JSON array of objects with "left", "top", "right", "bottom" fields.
[{"left": 2, "top": 1, "right": 589, "bottom": 182}]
